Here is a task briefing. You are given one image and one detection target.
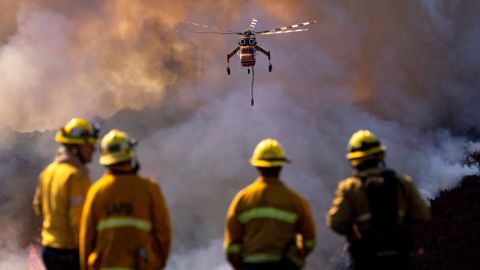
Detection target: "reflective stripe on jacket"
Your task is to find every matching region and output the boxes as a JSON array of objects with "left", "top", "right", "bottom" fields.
[
  {"left": 326, "top": 167, "right": 431, "bottom": 241},
  {"left": 80, "top": 172, "right": 171, "bottom": 270},
  {"left": 33, "top": 146, "right": 90, "bottom": 249},
  {"left": 224, "top": 177, "right": 316, "bottom": 267}
]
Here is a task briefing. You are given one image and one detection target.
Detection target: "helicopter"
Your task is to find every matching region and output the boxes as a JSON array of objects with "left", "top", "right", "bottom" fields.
[{"left": 185, "top": 18, "right": 316, "bottom": 105}]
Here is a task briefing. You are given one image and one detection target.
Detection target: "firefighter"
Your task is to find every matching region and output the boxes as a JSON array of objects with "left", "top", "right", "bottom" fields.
[
  {"left": 224, "top": 138, "right": 316, "bottom": 270},
  {"left": 33, "top": 118, "right": 99, "bottom": 270},
  {"left": 80, "top": 129, "right": 171, "bottom": 270},
  {"left": 326, "top": 130, "right": 431, "bottom": 270}
]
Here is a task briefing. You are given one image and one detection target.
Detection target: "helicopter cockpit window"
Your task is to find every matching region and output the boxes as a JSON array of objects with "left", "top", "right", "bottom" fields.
[
  {"left": 248, "top": 38, "right": 256, "bottom": 45},
  {"left": 239, "top": 39, "right": 247, "bottom": 45}
]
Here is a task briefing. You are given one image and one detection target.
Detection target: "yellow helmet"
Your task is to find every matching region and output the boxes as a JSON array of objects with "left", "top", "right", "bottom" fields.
[
  {"left": 250, "top": 138, "right": 290, "bottom": 167},
  {"left": 99, "top": 129, "right": 137, "bottom": 166},
  {"left": 55, "top": 118, "right": 99, "bottom": 145},
  {"left": 346, "top": 130, "right": 386, "bottom": 160}
]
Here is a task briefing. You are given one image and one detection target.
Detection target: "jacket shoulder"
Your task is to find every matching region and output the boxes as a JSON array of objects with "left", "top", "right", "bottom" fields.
[
  {"left": 137, "top": 175, "right": 161, "bottom": 189},
  {"left": 89, "top": 173, "right": 118, "bottom": 196},
  {"left": 393, "top": 173, "right": 420, "bottom": 193},
  {"left": 395, "top": 173, "right": 413, "bottom": 183},
  {"left": 280, "top": 184, "right": 308, "bottom": 203},
  {"left": 43, "top": 161, "right": 74, "bottom": 173},
  {"left": 229, "top": 183, "right": 255, "bottom": 210},
  {"left": 133, "top": 175, "right": 165, "bottom": 198},
  {"left": 42, "top": 161, "right": 88, "bottom": 182},
  {"left": 338, "top": 176, "right": 363, "bottom": 191},
  {"left": 238, "top": 181, "right": 260, "bottom": 195}
]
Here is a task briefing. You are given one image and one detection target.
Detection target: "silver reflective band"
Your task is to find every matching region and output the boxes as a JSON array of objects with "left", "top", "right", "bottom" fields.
[
  {"left": 304, "top": 239, "right": 315, "bottom": 249},
  {"left": 356, "top": 212, "right": 372, "bottom": 222},
  {"left": 357, "top": 211, "right": 406, "bottom": 222},
  {"left": 244, "top": 253, "right": 304, "bottom": 267},
  {"left": 225, "top": 243, "right": 243, "bottom": 254},
  {"left": 96, "top": 217, "right": 152, "bottom": 231},
  {"left": 238, "top": 207, "right": 298, "bottom": 224},
  {"left": 244, "top": 253, "right": 281, "bottom": 263}
]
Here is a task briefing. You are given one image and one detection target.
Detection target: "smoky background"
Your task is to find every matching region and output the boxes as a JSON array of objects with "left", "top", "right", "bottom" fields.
[{"left": 0, "top": 0, "right": 479, "bottom": 269}]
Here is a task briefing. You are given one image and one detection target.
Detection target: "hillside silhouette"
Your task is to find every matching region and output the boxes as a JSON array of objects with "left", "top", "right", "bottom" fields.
[{"left": 413, "top": 173, "right": 480, "bottom": 270}]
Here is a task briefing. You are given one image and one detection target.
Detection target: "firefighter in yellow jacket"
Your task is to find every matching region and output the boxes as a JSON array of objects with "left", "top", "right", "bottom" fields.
[
  {"left": 80, "top": 129, "right": 171, "bottom": 270},
  {"left": 224, "top": 138, "right": 316, "bottom": 270},
  {"left": 33, "top": 118, "right": 99, "bottom": 270},
  {"left": 326, "top": 130, "right": 431, "bottom": 270}
]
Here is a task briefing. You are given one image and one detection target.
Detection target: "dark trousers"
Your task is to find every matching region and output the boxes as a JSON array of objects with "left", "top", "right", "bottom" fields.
[
  {"left": 349, "top": 255, "right": 410, "bottom": 270},
  {"left": 42, "top": 246, "right": 80, "bottom": 270},
  {"left": 241, "top": 259, "right": 301, "bottom": 270},
  {"left": 348, "top": 244, "right": 410, "bottom": 270}
]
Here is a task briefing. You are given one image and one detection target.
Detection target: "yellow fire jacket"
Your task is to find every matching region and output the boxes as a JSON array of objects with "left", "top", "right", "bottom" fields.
[
  {"left": 326, "top": 168, "right": 431, "bottom": 241},
  {"left": 80, "top": 171, "right": 171, "bottom": 270},
  {"left": 33, "top": 146, "right": 91, "bottom": 249},
  {"left": 224, "top": 177, "right": 316, "bottom": 268}
]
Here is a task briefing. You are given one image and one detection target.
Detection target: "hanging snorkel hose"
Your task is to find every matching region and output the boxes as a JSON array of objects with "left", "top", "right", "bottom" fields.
[{"left": 250, "top": 66, "right": 255, "bottom": 106}]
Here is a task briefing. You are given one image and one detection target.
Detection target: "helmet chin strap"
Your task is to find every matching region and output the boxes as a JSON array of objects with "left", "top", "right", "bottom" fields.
[
  {"left": 353, "top": 157, "right": 385, "bottom": 171},
  {"left": 64, "top": 144, "right": 87, "bottom": 164},
  {"left": 77, "top": 149, "right": 89, "bottom": 164},
  {"left": 131, "top": 159, "right": 141, "bottom": 173}
]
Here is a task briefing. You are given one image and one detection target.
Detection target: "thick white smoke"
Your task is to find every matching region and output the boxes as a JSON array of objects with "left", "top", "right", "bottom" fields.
[
  {"left": 1, "top": 1, "right": 480, "bottom": 269},
  {"left": 0, "top": 8, "right": 75, "bottom": 130}
]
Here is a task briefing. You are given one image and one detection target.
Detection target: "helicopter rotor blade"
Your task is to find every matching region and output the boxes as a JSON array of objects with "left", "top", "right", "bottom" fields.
[
  {"left": 257, "top": 28, "right": 310, "bottom": 35},
  {"left": 185, "top": 21, "right": 220, "bottom": 30},
  {"left": 255, "top": 20, "right": 316, "bottom": 34},
  {"left": 183, "top": 21, "right": 238, "bottom": 34},
  {"left": 249, "top": 18, "right": 258, "bottom": 31},
  {"left": 193, "top": 31, "right": 242, "bottom": 35}
]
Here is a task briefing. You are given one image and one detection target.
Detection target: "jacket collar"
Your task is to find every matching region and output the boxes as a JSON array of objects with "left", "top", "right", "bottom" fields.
[
  {"left": 354, "top": 166, "right": 388, "bottom": 179},
  {"left": 54, "top": 146, "right": 87, "bottom": 172},
  {"left": 256, "top": 176, "right": 283, "bottom": 185}
]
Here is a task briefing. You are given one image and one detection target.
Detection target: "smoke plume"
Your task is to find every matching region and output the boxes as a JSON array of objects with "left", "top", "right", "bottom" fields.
[{"left": 0, "top": 0, "right": 479, "bottom": 269}]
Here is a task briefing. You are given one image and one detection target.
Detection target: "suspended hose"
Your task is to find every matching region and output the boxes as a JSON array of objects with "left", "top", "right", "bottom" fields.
[{"left": 250, "top": 66, "right": 255, "bottom": 106}]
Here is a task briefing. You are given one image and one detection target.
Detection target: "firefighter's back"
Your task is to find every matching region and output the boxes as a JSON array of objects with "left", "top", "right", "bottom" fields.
[
  {"left": 38, "top": 160, "right": 90, "bottom": 249},
  {"left": 87, "top": 172, "right": 164, "bottom": 269},
  {"left": 239, "top": 177, "right": 304, "bottom": 256}
]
